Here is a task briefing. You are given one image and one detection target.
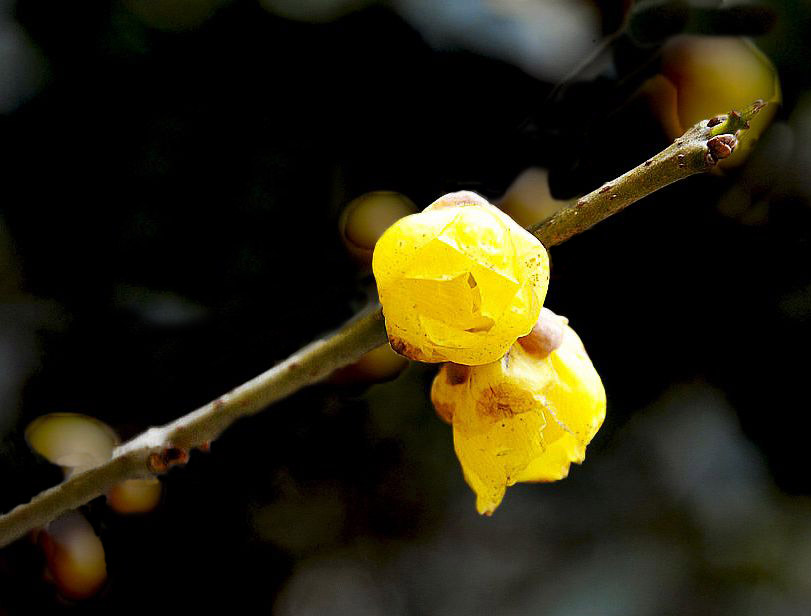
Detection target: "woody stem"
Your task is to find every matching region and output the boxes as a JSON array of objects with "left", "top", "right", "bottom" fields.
[
  {"left": 0, "top": 101, "right": 765, "bottom": 548},
  {"left": 530, "top": 99, "right": 765, "bottom": 246}
]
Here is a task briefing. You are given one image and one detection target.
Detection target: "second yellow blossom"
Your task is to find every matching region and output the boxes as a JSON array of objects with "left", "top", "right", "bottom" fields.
[{"left": 431, "top": 308, "right": 606, "bottom": 514}]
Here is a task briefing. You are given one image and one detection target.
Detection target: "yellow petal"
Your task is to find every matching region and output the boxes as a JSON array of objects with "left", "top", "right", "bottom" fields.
[
  {"left": 452, "top": 380, "right": 548, "bottom": 515},
  {"left": 373, "top": 191, "right": 549, "bottom": 365},
  {"left": 543, "top": 327, "right": 606, "bottom": 446},
  {"left": 431, "top": 309, "right": 606, "bottom": 514},
  {"left": 514, "top": 433, "right": 583, "bottom": 483}
]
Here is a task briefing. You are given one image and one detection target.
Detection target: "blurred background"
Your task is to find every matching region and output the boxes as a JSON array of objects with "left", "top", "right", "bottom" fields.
[{"left": 1, "top": 0, "right": 811, "bottom": 613}]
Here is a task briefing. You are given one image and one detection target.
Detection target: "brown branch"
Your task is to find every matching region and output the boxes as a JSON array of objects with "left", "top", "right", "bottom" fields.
[
  {"left": 0, "top": 308, "right": 388, "bottom": 546},
  {"left": 0, "top": 102, "right": 765, "bottom": 548},
  {"left": 531, "top": 100, "right": 765, "bottom": 246}
]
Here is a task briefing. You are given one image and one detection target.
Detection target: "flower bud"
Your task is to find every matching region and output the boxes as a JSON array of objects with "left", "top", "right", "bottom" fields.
[
  {"left": 431, "top": 308, "right": 605, "bottom": 514},
  {"left": 498, "top": 167, "right": 569, "bottom": 228},
  {"left": 39, "top": 511, "right": 107, "bottom": 600},
  {"left": 107, "top": 478, "right": 163, "bottom": 515},
  {"left": 25, "top": 413, "right": 119, "bottom": 473},
  {"left": 328, "top": 343, "right": 408, "bottom": 385},
  {"left": 643, "top": 35, "right": 780, "bottom": 167},
  {"left": 339, "top": 191, "right": 417, "bottom": 265},
  {"left": 372, "top": 191, "right": 550, "bottom": 365}
]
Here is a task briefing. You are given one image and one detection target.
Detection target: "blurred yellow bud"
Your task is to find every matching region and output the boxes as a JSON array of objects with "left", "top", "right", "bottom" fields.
[
  {"left": 25, "top": 413, "right": 119, "bottom": 472},
  {"left": 40, "top": 511, "right": 107, "bottom": 600},
  {"left": 339, "top": 191, "right": 417, "bottom": 265},
  {"left": 645, "top": 35, "right": 780, "bottom": 167},
  {"left": 498, "top": 167, "right": 569, "bottom": 228},
  {"left": 372, "top": 191, "right": 550, "bottom": 366},
  {"left": 328, "top": 343, "right": 408, "bottom": 385},
  {"left": 431, "top": 308, "right": 605, "bottom": 515},
  {"left": 107, "top": 478, "right": 163, "bottom": 515}
]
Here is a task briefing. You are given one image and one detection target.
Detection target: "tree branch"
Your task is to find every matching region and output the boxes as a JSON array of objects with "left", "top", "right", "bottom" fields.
[
  {"left": 530, "top": 100, "right": 766, "bottom": 246},
  {"left": 0, "top": 308, "right": 388, "bottom": 546},
  {"left": 0, "top": 102, "right": 765, "bottom": 548}
]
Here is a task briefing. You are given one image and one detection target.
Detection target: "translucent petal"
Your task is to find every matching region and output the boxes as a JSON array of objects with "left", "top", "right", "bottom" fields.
[
  {"left": 373, "top": 191, "right": 549, "bottom": 365},
  {"left": 431, "top": 310, "right": 606, "bottom": 514}
]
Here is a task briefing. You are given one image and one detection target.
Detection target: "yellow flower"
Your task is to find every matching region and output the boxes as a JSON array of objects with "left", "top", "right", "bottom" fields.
[
  {"left": 372, "top": 191, "right": 550, "bottom": 365},
  {"left": 431, "top": 308, "right": 606, "bottom": 514}
]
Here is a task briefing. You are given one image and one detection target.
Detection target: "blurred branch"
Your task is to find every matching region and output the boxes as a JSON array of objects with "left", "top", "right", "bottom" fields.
[{"left": 0, "top": 102, "right": 764, "bottom": 548}]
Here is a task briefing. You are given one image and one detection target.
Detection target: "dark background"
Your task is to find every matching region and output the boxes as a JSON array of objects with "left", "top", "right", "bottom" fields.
[{"left": 2, "top": 0, "right": 811, "bottom": 613}]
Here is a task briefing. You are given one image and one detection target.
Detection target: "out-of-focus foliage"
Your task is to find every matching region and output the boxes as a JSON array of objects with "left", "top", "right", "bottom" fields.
[{"left": 395, "top": 0, "right": 601, "bottom": 82}]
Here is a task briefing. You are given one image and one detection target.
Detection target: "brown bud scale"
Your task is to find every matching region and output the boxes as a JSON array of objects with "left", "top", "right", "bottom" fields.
[
  {"left": 707, "top": 134, "right": 737, "bottom": 161},
  {"left": 517, "top": 308, "right": 565, "bottom": 359}
]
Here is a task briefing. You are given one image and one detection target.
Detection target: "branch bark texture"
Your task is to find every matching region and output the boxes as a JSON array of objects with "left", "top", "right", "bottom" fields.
[{"left": 0, "top": 103, "right": 764, "bottom": 547}]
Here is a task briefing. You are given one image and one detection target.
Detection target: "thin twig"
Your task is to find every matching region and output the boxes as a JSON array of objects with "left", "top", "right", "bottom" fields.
[
  {"left": 0, "top": 103, "right": 765, "bottom": 548},
  {"left": 531, "top": 100, "right": 765, "bottom": 246},
  {"left": 0, "top": 308, "right": 388, "bottom": 546}
]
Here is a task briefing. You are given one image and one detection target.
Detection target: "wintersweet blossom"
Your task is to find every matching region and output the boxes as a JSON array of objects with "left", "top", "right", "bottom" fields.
[
  {"left": 372, "top": 191, "right": 549, "bottom": 365},
  {"left": 431, "top": 308, "right": 605, "bottom": 514}
]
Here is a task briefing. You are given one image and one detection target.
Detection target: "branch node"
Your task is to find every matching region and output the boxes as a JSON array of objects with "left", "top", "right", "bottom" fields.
[
  {"left": 709, "top": 99, "right": 767, "bottom": 137},
  {"left": 707, "top": 115, "right": 724, "bottom": 127},
  {"left": 707, "top": 134, "right": 738, "bottom": 163},
  {"left": 147, "top": 447, "right": 190, "bottom": 474}
]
